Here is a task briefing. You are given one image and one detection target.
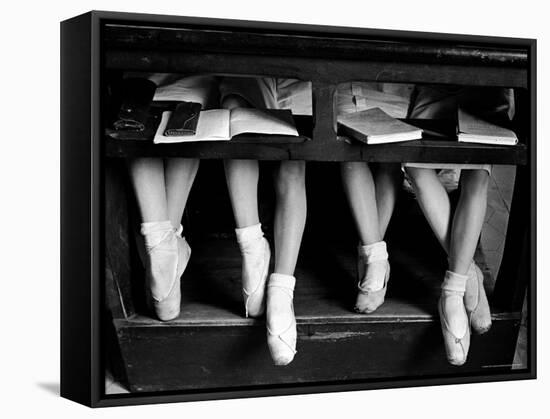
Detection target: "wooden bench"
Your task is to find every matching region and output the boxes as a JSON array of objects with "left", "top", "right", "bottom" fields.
[{"left": 96, "top": 12, "right": 533, "bottom": 393}]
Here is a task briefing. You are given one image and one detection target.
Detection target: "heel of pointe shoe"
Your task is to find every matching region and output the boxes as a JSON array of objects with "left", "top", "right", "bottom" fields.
[
  {"left": 438, "top": 298, "right": 470, "bottom": 366},
  {"left": 266, "top": 274, "right": 297, "bottom": 366},
  {"left": 439, "top": 271, "right": 470, "bottom": 366},
  {"left": 141, "top": 222, "right": 183, "bottom": 322},
  {"left": 243, "top": 239, "right": 270, "bottom": 318},
  {"left": 152, "top": 245, "right": 182, "bottom": 322},
  {"left": 355, "top": 262, "right": 390, "bottom": 313},
  {"left": 153, "top": 284, "right": 181, "bottom": 321},
  {"left": 466, "top": 263, "right": 492, "bottom": 334},
  {"left": 175, "top": 225, "right": 192, "bottom": 279},
  {"left": 152, "top": 225, "right": 191, "bottom": 322},
  {"left": 237, "top": 225, "right": 271, "bottom": 318}
]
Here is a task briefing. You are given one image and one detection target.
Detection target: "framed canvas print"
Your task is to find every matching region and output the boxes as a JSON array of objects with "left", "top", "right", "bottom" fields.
[{"left": 60, "top": 10, "right": 536, "bottom": 407}]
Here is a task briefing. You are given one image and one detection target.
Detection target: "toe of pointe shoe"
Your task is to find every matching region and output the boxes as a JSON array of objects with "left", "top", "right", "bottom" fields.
[
  {"left": 146, "top": 284, "right": 181, "bottom": 321},
  {"left": 246, "top": 303, "right": 265, "bottom": 318},
  {"left": 448, "top": 354, "right": 468, "bottom": 367},
  {"left": 271, "top": 354, "right": 295, "bottom": 366},
  {"left": 474, "top": 324, "right": 491, "bottom": 335},
  {"left": 438, "top": 300, "right": 470, "bottom": 366},
  {"left": 441, "top": 330, "right": 469, "bottom": 366},
  {"left": 267, "top": 336, "right": 296, "bottom": 366},
  {"left": 266, "top": 273, "right": 296, "bottom": 365},
  {"left": 354, "top": 289, "right": 386, "bottom": 314},
  {"left": 153, "top": 281, "right": 181, "bottom": 321},
  {"left": 467, "top": 265, "right": 492, "bottom": 335},
  {"left": 471, "top": 311, "right": 492, "bottom": 335},
  {"left": 154, "top": 296, "right": 181, "bottom": 321},
  {"left": 155, "top": 306, "right": 180, "bottom": 321}
]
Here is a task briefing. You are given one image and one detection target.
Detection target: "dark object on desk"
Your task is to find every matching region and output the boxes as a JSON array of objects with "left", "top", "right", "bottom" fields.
[
  {"left": 106, "top": 114, "right": 161, "bottom": 141},
  {"left": 113, "top": 78, "right": 157, "bottom": 131},
  {"left": 405, "top": 119, "right": 457, "bottom": 140},
  {"left": 163, "top": 101, "right": 202, "bottom": 136}
]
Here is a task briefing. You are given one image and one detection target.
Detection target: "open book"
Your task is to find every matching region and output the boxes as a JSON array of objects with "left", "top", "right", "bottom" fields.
[
  {"left": 338, "top": 108, "right": 423, "bottom": 144},
  {"left": 458, "top": 110, "right": 518, "bottom": 146},
  {"left": 154, "top": 108, "right": 299, "bottom": 144}
]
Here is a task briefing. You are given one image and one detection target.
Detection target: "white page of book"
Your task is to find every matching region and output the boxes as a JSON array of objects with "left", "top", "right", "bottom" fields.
[
  {"left": 458, "top": 135, "right": 518, "bottom": 146},
  {"left": 229, "top": 108, "right": 299, "bottom": 137},
  {"left": 368, "top": 131, "right": 423, "bottom": 144},
  {"left": 154, "top": 109, "right": 231, "bottom": 144}
]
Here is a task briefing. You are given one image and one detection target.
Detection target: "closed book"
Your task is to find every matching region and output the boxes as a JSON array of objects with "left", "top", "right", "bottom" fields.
[
  {"left": 338, "top": 108, "right": 423, "bottom": 144},
  {"left": 163, "top": 101, "right": 202, "bottom": 136},
  {"left": 457, "top": 110, "right": 518, "bottom": 146}
]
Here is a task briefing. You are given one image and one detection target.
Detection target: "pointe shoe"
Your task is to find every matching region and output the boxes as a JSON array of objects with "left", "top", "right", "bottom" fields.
[
  {"left": 266, "top": 274, "right": 297, "bottom": 366},
  {"left": 154, "top": 225, "right": 191, "bottom": 321},
  {"left": 142, "top": 222, "right": 190, "bottom": 321},
  {"left": 439, "top": 271, "right": 470, "bottom": 366},
  {"left": 355, "top": 241, "right": 390, "bottom": 314},
  {"left": 236, "top": 224, "right": 271, "bottom": 318},
  {"left": 173, "top": 225, "right": 192, "bottom": 280},
  {"left": 465, "top": 262, "right": 492, "bottom": 334}
]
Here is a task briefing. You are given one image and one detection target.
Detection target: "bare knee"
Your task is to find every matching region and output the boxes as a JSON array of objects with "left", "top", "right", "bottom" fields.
[
  {"left": 341, "top": 161, "right": 363, "bottom": 172},
  {"left": 375, "top": 163, "right": 402, "bottom": 181},
  {"left": 222, "top": 94, "right": 250, "bottom": 110},
  {"left": 460, "top": 169, "right": 489, "bottom": 198},
  {"left": 275, "top": 161, "right": 306, "bottom": 197},
  {"left": 405, "top": 167, "right": 436, "bottom": 190},
  {"left": 377, "top": 162, "right": 401, "bottom": 174}
]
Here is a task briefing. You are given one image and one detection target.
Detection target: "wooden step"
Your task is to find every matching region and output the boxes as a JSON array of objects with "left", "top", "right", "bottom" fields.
[
  {"left": 110, "top": 237, "right": 520, "bottom": 393},
  {"left": 123, "top": 237, "right": 514, "bottom": 325}
]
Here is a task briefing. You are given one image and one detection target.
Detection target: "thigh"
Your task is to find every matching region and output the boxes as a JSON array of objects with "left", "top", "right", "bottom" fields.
[
  {"left": 153, "top": 75, "right": 219, "bottom": 109},
  {"left": 404, "top": 165, "right": 439, "bottom": 181},
  {"left": 458, "top": 87, "right": 515, "bottom": 121},
  {"left": 219, "top": 76, "right": 278, "bottom": 109},
  {"left": 459, "top": 168, "right": 491, "bottom": 196},
  {"left": 408, "top": 85, "right": 463, "bottom": 119},
  {"left": 277, "top": 79, "right": 312, "bottom": 115},
  {"left": 339, "top": 82, "right": 413, "bottom": 119},
  {"left": 124, "top": 72, "right": 179, "bottom": 86},
  {"left": 406, "top": 85, "right": 505, "bottom": 173}
]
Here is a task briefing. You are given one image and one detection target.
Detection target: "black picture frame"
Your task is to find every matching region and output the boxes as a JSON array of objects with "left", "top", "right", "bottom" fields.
[{"left": 60, "top": 10, "right": 536, "bottom": 407}]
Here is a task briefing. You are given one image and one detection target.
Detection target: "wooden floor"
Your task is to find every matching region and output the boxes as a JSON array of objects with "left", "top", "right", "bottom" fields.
[{"left": 124, "top": 237, "right": 514, "bottom": 327}]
